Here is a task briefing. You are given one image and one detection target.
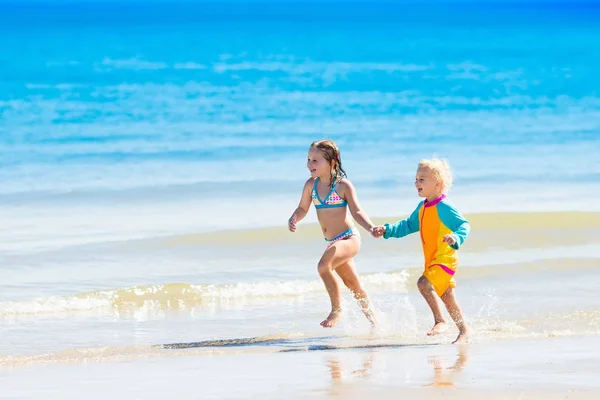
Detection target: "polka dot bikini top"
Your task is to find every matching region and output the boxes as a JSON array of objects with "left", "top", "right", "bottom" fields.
[{"left": 312, "top": 176, "right": 348, "bottom": 209}]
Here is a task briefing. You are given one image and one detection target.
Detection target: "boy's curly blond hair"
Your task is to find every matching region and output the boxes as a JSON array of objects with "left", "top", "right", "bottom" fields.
[{"left": 418, "top": 157, "right": 454, "bottom": 192}]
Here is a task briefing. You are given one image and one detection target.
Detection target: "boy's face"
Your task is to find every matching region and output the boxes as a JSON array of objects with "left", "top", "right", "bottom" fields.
[{"left": 415, "top": 167, "right": 441, "bottom": 199}]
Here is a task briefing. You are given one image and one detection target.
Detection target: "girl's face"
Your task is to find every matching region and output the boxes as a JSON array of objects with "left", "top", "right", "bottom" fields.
[
  {"left": 415, "top": 167, "right": 441, "bottom": 201},
  {"left": 307, "top": 148, "right": 332, "bottom": 179}
]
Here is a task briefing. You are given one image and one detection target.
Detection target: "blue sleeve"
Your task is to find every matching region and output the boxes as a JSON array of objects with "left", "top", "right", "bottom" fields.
[
  {"left": 437, "top": 201, "right": 470, "bottom": 250},
  {"left": 383, "top": 202, "right": 422, "bottom": 239}
]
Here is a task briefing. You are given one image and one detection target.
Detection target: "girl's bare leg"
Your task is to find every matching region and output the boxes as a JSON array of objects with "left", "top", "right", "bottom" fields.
[
  {"left": 317, "top": 236, "right": 361, "bottom": 328},
  {"left": 336, "top": 258, "right": 377, "bottom": 327}
]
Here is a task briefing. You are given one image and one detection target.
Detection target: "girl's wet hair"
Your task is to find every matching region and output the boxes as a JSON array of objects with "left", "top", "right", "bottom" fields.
[
  {"left": 310, "top": 139, "right": 347, "bottom": 186},
  {"left": 418, "top": 157, "right": 454, "bottom": 192}
]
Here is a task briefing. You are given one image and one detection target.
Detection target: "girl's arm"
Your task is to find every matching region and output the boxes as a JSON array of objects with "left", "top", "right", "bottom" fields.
[
  {"left": 340, "top": 179, "right": 376, "bottom": 232},
  {"left": 288, "top": 179, "right": 313, "bottom": 232},
  {"left": 383, "top": 203, "right": 422, "bottom": 239}
]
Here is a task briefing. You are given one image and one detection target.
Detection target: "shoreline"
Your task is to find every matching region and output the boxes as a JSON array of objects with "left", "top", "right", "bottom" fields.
[
  {"left": 3, "top": 335, "right": 600, "bottom": 398},
  {"left": 166, "top": 211, "right": 600, "bottom": 246}
]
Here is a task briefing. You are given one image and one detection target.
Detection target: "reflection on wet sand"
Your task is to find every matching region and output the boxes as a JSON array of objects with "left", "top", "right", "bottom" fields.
[
  {"left": 328, "top": 354, "right": 374, "bottom": 383},
  {"left": 326, "top": 350, "right": 375, "bottom": 397},
  {"left": 324, "top": 344, "right": 470, "bottom": 395},
  {"left": 427, "top": 344, "right": 470, "bottom": 388}
]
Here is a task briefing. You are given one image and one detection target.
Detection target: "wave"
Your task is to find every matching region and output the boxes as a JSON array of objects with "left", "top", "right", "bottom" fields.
[
  {"left": 3, "top": 256, "right": 600, "bottom": 319},
  {"left": 0, "top": 271, "right": 410, "bottom": 318}
]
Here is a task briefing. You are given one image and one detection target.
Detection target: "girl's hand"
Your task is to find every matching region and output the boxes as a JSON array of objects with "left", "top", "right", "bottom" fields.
[
  {"left": 288, "top": 215, "right": 297, "bottom": 232},
  {"left": 443, "top": 234, "right": 456, "bottom": 245},
  {"left": 370, "top": 226, "right": 386, "bottom": 238}
]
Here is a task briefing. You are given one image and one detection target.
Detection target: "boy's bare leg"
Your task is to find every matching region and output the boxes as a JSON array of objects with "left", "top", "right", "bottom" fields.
[
  {"left": 417, "top": 275, "right": 448, "bottom": 336},
  {"left": 441, "top": 287, "right": 471, "bottom": 343}
]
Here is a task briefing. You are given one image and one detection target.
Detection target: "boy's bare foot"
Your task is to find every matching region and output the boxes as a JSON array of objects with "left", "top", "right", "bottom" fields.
[
  {"left": 452, "top": 329, "right": 471, "bottom": 344},
  {"left": 427, "top": 322, "right": 448, "bottom": 336},
  {"left": 321, "top": 309, "right": 342, "bottom": 328}
]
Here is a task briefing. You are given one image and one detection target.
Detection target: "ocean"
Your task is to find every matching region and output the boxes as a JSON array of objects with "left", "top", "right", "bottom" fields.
[{"left": 1, "top": 1, "right": 599, "bottom": 398}]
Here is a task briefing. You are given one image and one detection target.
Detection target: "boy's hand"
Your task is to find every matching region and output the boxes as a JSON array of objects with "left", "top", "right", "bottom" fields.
[
  {"left": 443, "top": 234, "right": 456, "bottom": 245},
  {"left": 288, "top": 215, "right": 297, "bottom": 232},
  {"left": 370, "top": 226, "right": 386, "bottom": 238}
]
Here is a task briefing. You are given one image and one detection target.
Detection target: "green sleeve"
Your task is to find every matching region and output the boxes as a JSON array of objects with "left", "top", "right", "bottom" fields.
[
  {"left": 437, "top": 201, "right": 470, "bottom": 250},
  {"left": 383, "top": 202, "right": 422, "bottom": 239}
]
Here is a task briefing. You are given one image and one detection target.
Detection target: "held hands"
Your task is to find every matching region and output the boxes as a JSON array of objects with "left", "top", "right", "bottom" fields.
[
  {"left": 443, "top": 234, "right": 456, "bottom": 246},
  {"left": 370, "top": 226, "right": 386, "bottom": 238},
  {"left": 288, "top": 215, "right": 297, "bottom": 232}
]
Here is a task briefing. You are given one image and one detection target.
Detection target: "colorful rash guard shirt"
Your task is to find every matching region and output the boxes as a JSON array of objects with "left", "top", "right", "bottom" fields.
[{"left": 383, "top": 194, "right": 470, "bottom": 296}]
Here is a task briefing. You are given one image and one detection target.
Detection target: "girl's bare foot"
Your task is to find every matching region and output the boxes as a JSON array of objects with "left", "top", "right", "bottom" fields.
[
  {"left": 321, "top": 309, "right": 342, "bottom": 328},
  {"left": 364, "top": 308, "right": 378, "bottom": 328},
  {"left": 427, "top": 321, "right": 448, "bottom": 336},
  {"left": 452, "top": 329, "right": 471, "bottom": 344}
]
